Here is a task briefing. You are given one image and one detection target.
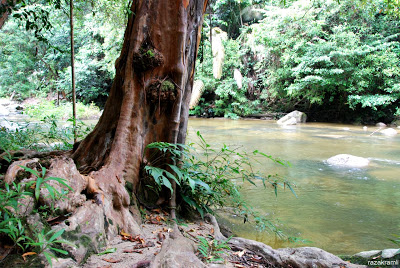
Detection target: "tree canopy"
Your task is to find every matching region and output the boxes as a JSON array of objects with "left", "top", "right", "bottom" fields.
[{"left": 1, "top": 0, "right": 400, "bottom": 123}]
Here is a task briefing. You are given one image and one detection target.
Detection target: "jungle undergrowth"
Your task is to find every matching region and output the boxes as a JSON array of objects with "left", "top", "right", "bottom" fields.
[
  {"left": 0, "top": 115, "right": 93, "bottom": 153},
  {"left": 143, "top": 131, "right": 298, "bottom": 241},
  {"left": 0, "top": 154, "right": 74, "bottom": 267}
]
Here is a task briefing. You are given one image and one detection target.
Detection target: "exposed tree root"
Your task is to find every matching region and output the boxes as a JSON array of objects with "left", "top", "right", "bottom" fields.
[
  {"left": 151, "top": 228, "right": 206, "bottom": 268},
  {"left": 2, "top": 150, "right": 142, "bottom": 263}
]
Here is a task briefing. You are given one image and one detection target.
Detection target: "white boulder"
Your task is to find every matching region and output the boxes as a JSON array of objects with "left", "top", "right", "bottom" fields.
[
  {"left": 327, "top": 154, "right": 369, "bottom": 168},
  {"left": 277, "top": 110, "right": 307, "bottom": 125},
  {"left": 380, "top": 128, "right": 397, "bottom": 136}
]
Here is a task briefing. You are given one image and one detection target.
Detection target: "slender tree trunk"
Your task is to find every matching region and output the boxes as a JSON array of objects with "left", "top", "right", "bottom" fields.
[
  {"left": 70, "top": 0, "right": 77, "bottom": 143},
  {"left": 71, "top": 0, "right": 207, "bottom": 232},
  {"left": 209, "top": 12, "right": 212, "bottom": 58}
]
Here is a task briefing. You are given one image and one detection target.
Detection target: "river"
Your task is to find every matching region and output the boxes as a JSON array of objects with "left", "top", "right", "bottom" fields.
[{"left": 187, "top": 118, "right": 400, "bottom": 255}]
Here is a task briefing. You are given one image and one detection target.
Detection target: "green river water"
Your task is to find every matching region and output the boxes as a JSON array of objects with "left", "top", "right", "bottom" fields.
[{"left": 187, "top": 118, "right": 400, "bottom": 255}]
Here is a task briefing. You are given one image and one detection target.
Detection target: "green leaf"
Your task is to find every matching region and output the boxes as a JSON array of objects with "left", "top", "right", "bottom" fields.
[
  {"left": 41, "top": 167, "right": 47, "bottom": 178},
  {"left": 163, "top": 170, "right": 180, "bottom": 186},
  {"left": 43, "top": 251, "right": 54, "bottom": 267},
  {"left": 194, "top": 179, "right": 212, "bottom": 193},
  {"left": 97, "top": 248, "right": 117, "bottom": 255},
  {"left": 45, "top": 177, "right": 73, "bottom": 191},
  {"left": 161, "top": 177, "right": 173, "bottom": 193},
  {"left": 49, "top": 247, "right": 68, "bottom": 255},
  {"left": 188, "top": 177, "right": 196, "bottom": 192},
  {"left": 48, "top": 229, "right": 64, "bottom": 243},
  {"left": 35, "top": 177, "right": 44, "bottom": 201},
  {"left": 145, "top": 166, "right": 163, "bottom": 184},
  {"left": 285, "top": 182, "right": 298, "bottom": 198},
  {"left": 167, "top": 164, "right": 184, "bottom": 180},
  {"left": 19, "top": 165, "right": 40, "bottom": 178}
]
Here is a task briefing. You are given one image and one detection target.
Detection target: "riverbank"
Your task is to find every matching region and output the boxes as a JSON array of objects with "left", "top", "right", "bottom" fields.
[
  {"left": 1, "top": 99, "right": 400, "bottom": 266},
  {"left": 1, "top": 210, "right": 367, "bottom": 268}
]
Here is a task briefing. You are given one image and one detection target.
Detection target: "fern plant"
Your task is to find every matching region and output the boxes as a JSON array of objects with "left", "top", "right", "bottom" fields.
[
  {"left": 197, "top": 235, "right": 231, "bottom": 263},
  {"left": 20, "top": 165, "right": 72, "bottom": 202}
]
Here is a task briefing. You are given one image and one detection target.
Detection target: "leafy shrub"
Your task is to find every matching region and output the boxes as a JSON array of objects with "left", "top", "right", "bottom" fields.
[
  {"left": 195, "top": 34, "right": 261, "bottom": 118},
  {"left": 247, "top": 0, "right": 400, "bottom": 122},
  {"left": 193, "top": 0, "right": 400, "bottom": 123},
  {"left": 197, "top": 235, "right": 231, "bottom": 263},
  {"left": 0, "top": 116, "right": 93, "bottom": 153},
  {"left": 24, "top": 99, "right": 101, "bottom": 120},
  {"left": 144, "top": 131, "right": 295, "bottom": 237},
  {"left": 0, "top": 156, "right": 72, "bottom": 266}
]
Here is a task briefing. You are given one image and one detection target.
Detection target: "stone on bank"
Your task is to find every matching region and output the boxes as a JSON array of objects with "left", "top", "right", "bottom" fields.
[{"left": 277, "top": 110, "right": 307, "bottom": 126}]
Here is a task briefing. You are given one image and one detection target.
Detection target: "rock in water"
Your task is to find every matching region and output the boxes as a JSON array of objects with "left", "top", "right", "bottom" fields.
[
  {"left": 327, "top": 154, "right": 369, "bottom": 168},
  {"left": 381, "top": 248, "right": 400, "bottom": 259},
  {"left": 277, "top": 110, "right": 307, "bottom": 125},
  {"left": 354, "top": 250, "right": 381, "bottom": 259},
  {"left": 380, "top": 128, "right": 398, "bottom": 136},
  {"left": 229, "top": 237, "right": 359, "bottom": 268}
]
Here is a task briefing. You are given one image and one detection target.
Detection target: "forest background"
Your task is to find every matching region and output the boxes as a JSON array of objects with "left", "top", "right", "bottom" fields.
[{"left": 1, "top": 0, "right": 399, "bottom": 124}]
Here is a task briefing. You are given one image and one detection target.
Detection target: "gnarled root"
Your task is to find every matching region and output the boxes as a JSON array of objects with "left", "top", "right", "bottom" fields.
[{"left": 3, "top": 152, "right": 142, "bottom": 264}]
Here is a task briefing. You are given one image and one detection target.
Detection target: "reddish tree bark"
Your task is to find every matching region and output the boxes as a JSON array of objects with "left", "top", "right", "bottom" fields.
[
  {"left": 70, "top": 0, "right": 208, "bottom": 232},
  {"left": 1, "top": 0, "right": 208, "bottom": 239},
  {"left": 0, "top": 0, "right": 15, "bottom": 29}
]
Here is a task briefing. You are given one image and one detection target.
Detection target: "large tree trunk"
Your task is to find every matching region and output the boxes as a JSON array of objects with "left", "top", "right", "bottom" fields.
[
  {"left": 71, "top": 0, "right": 207, "bottom": 234},
  {"left": 2, "top": 1, "right": 207, "bottom": 262},
  {"left": 0, "top": 0, "right": 14, "bottom": 29}
]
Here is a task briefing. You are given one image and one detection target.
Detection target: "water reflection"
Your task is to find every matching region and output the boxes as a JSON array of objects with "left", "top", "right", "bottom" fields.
[{"left": 187, "top": 118, "right": 400, "bottom": 255}]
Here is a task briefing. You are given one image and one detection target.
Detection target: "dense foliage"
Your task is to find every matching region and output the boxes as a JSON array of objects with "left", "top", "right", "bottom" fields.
[
  {"left": 0, "top": 0, "right": 129, "bottom": 106},
  {"left": 194, "top": 0, "right": 400, "bottom": 123},
  {"left": 1, "top": 0, "right": 399, "bottom": 123},
  {"left": 143, "top": 132, "right": 295, "bottom": 238}
]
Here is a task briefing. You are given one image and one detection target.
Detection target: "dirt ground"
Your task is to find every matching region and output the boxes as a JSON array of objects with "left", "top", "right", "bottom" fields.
[{"left": 81, "top": 209, "right": 271, "bottom": 268}]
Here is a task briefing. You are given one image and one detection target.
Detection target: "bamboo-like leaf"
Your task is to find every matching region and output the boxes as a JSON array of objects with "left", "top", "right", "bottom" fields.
[
  {"left": 35, "top": 177, "right": 43, "bottom": 201},
  {"left": 194, "top": 179, "right": 212, "bottom": 193},
  {"left": 41, "top": 167, "right": 47, "bottom": 179},
  {"left": 49, "top": 247, "right": 68, "bottom": 255},
  {"left": 19, "top": 165, "right": 40, "bottom": 178},
  {"left": 245, "top": 176, "right": 257, "bottom": 186},
  {"left": 285, "top": 182, "right": 298, "bottom": 198},
  {"left": 97, "top": 248, "right": 117, "bottom": 255},
  {"left": 45, "top": 177, "right": 73, "bottom": 191},
  {"left": 187, "top": 177, "right": 196, "bottom": 192},
  {"left": 43, "top": 251, "right": 53, "bottom": 267},
  {"left": 48, "top": 229, "right": 64, "bottom": 243},
  {"left": 163, "top": 170, "right": 180, "bottom": 186}
]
